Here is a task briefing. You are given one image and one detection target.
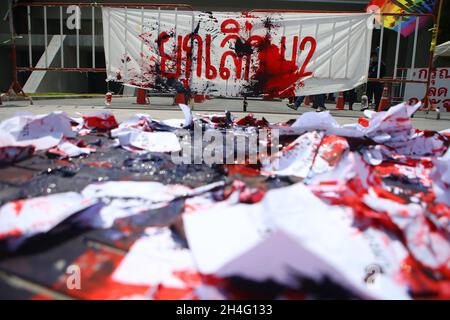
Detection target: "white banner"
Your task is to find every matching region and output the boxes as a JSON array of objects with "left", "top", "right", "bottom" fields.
[
  {"left": 403, "top": 67, "right": 450, "bottom": 112},
  {"left": 102, "top": 9, "right": 374, "bottom": 98}
]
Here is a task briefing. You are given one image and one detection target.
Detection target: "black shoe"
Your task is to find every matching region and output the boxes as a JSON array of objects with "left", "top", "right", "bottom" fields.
[
  {"left": 316, "top": 106, "right": 326, "bottom": 112},
  {"left": 286, "top": 103, "right": 299, "bottom": 111}
]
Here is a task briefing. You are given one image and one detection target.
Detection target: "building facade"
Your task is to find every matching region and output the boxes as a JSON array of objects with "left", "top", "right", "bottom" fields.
[{"left": 0, "top": 0, "right": 435, "bottom": 94}]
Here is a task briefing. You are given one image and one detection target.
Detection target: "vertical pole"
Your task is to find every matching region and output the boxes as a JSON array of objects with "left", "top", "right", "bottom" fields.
[
  {"left": 377, "top": 16, "right": 384, "bottom": 78},
  {"left": 190, "top": 12, "right": 195, "bottom": 91},
  {"left": 60, "top": 6, "right": 64, "bottom": 68},
  {"left": 157, "top": 7, "right": 161, "bottom": 39},
  {"left": 27, "top": 6, "right": 32, "bottom": 68},
  {"left": 174, "top": 8, "right": 178, "bottom": 44},
  {"left": 426, "top": 0, "right": 444, "bottom": 118},
  {"left": 124, "top": 7, "right": 128, "bottom": 80},
  {"left": 108, "top": 7, "right": 111, "bottom": 75},
  {"left": 8, "top": 0, "right": 21, "bottom": 94},
  {"left": 140, "top": 7, "right": 144, "bottom": 56},
  {"left": 393, "top": 17, "right": 402, "bottom": 80},
  {"left": 76, "top": 7, "right": 80, "bottom": 68},
  {"left": 44, "top": 6, "right": 48, "bottom": 68},
  {"left": 92, "top": 6, "right": 95, "bottom": 68},
  {"left": 411, "top": 17, "right": 419, "bottom": 71}
]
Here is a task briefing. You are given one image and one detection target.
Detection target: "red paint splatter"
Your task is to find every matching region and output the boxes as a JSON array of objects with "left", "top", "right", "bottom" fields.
[
  {"left": 246, "top": 35, "right": 316, "bottom": 98},
  {"left": 225, "top": 164, "right": 261, "bottom": 177},
  {"left": 52, "top": 249, "right": 151, "bottom": 300},
  {"left": 398, "top": 256, "right": 450, "bottom": 299},
  {"left": 235, "top": 113, "right": 269, "bottom": 127},
  {"left": 85, "top": 161, "right": 113, "bottom": 168},
  {"left": 358, "top": 117, "right": 370, "bottom": 127},
  {"left": 83, "top": 114, "right": 118, "bottom": 130},
  {"left": 12, "top": 199, "right": 25, "bottom": 216}
]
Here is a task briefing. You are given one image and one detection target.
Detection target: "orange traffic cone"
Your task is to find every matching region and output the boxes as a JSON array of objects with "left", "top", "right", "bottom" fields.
[
  {"left": 194, "top": 94, "right": 206, "bottom": 103},
  {"left": 335, "top": 92, "right": 344, "bottom": 110},
  {"left": 303, "top": 96, "right": 310, "bottom": 106},
  {"left": 136, "top": 88, "right": 149, "bottom": 105},
  {"left": 174, "top": 92, "right": 186, "bottom": 104},
  {"left": 377, "top": 85, "right": 390, "bottom": 112}
]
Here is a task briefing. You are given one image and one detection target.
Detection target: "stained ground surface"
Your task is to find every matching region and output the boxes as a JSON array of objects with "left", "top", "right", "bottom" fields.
[{"left": 1, "top": 96, "right": 449, "bottom": 130}]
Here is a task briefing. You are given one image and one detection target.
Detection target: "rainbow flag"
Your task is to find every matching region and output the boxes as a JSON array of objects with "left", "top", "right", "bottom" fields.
[{"left": 368, "top": 0, "right": 434, "bottom": 36}]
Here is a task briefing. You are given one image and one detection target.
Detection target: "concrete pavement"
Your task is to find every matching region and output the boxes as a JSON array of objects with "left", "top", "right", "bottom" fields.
[{"left": 0, "top": 96, "right": 448, "bottom": 131}]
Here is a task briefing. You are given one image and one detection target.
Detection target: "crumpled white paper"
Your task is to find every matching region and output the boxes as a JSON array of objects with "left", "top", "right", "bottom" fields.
[
  {"left": 115, "top": 130, "right": 181, "bottom": 153},
  {"left": 113, "top": 227, "right": 196, "bottom": 288},
  {"left": 184, "top": 182, "right": 410, "bottom": 299},
  {"left": 160, "top": 104, "right": 193, "bottom": 129},
  {"left": 0, "top": 192, "right": 95, "bottom": 241},
  {"left": 49, "top": 141, "right": 93, "bottom": 158},
  {"left": 0, "top": 111, "right": 75, "bottom": 150},
  {"left": 81, "top": 181, "right": 191, "bottom": 228},
  {"left": 262, "top": 131, "right": 323, "bottom": 178},
  {"left": 432, "top": 147, "right": 450, "bottom": 206}
]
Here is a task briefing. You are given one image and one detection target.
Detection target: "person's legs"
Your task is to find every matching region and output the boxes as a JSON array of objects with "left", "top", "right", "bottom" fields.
[
  {"left": 366, "top": 82, "right": 375, "bottom": 109},
  {"left": 374, "top": 82, "right": 383, "bottom": 109},
  {"left": 314, "top": 94, "right": 326, "bottom": 111},
  {"left": 319, "top": 94, "right": 326, "bottom": 110},
  {"left": 287, "top": 96, "right": 304, "bottom": 111},
  {"left": 348, "top": 89, "right": 356, "bottom": 110},
  {"left": 312, "top": 95, "right": 319, "bottom": 109},
  {"left": 294, "top": 96, "right": 304, "bottom": 108}
]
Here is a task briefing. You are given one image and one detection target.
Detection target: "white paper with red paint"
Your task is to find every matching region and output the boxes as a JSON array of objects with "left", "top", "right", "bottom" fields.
[
  {"left": 82, "top": 111, "right": 119, "bottom": 130},
  {"left": 432, "top": 148, "right": 450, "bottom": 206},
  {"left": 115, "top": 130, "right": 182, "bottom": 153},
  {"left": 113, "top": 227, "right": 197, "bottom": 289},
  {"left": 0, "top": 192, "right": 95, "bottom": 241},
  {"left": 81, "top": 181, "right": 191, "bottom": 228},
  {"left": 0, "top": 112, "right": 75, "bottom": 150},
  {"left": 103, "top": 9, "right": 373, "bottom": 97},
  {"left": 289, "top": 111, "right": 366, "bottom": 138},
  {"left": 262, "top": 131, "right": 342, "bottom": 179},
  {"left": 48, "top": 141, "right": 93, "bottom": 158},
  {"left": 184, "top": 182, "right": 410, "bottom": 299}
]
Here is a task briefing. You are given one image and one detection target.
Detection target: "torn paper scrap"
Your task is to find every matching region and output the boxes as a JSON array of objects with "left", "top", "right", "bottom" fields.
[
  {"left": 115, "top": 130, "right": 181, "bottom": 153},
  {"left": 160, "top": 104, "right": 193, "bottom": 129},
  {"left": 48, "top": 141, "right": 93, "bottom": 158},
  {"left": 113, "top": 227, "right": 197, "bottom": 289},
  {"left": 80, "top": 181, "right": 191, "bottom": 228},
  {"left": 0, "top": 112, "right": 75, "bottom": 150},
  {"left": 82, "top": 181, "right": 191, "bottom": 203},
  {"left": 83, "top": 111, "right": 119, "bottom": 130},
  {"left": 0, "top": 192, "right": 95, "bottom": 241}
]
